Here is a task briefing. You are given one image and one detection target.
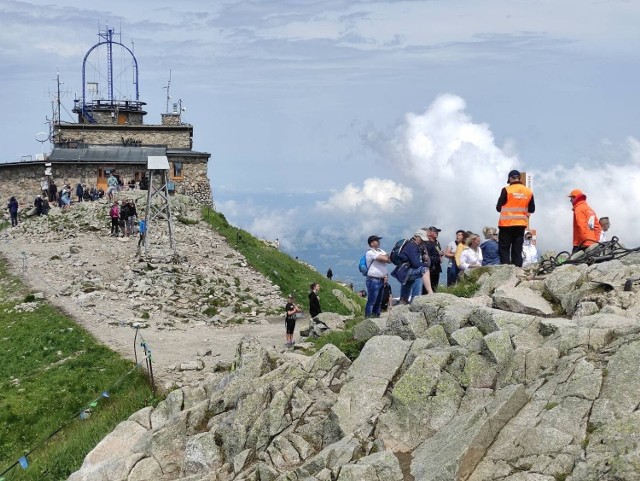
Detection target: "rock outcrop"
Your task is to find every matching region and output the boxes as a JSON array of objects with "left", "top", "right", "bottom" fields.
[
  {"left": 67, "top": 255, "right": 640, "bottom": 480},
  {"left": 1, "top": 201, "right": 628, "bottom": 481}
]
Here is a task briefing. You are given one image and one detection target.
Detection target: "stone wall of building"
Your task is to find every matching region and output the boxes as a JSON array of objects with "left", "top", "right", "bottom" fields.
[
  {"left": 55, "top": 126, "right": 192, "bottom": 148},
  {"left": 161, "top": 113, "right": 181, "bottom": 126},
  {"left": 0, "top": 160, "right": 212, "bottom": 209},
  {"left": 90, "top": 111, "right": 145, "bottom": 125},
  {"left": 171, "top": 160, "right": 212, "bottom": 206}
]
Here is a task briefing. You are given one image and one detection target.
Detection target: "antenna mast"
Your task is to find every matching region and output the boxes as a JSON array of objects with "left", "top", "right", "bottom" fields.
[{"left": 163, "top": 70, "right": 172, "bottom": 113}]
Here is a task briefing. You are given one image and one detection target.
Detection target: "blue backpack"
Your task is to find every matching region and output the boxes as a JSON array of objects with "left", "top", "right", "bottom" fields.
[{"left": 358, "top": 254, "right": 370, "bottom": 276}]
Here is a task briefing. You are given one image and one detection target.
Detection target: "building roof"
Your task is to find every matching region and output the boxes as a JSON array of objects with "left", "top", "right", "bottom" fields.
[{"left": 48, "top": 145, "right": 167, "bottom": 164}]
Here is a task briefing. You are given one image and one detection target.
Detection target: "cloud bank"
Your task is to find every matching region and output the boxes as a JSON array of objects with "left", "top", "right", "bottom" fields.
[{"left": 222, "top": 93, "right": 640, "bottom": 258}]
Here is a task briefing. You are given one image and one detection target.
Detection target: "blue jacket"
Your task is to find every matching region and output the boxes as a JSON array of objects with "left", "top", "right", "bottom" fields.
[
  {"left": 391, "top": 239, "right": 429, "bottom": 285},
  {"left": 400, "top": 240, "right": 429, "bottom": 269},
  {"left": 480, "top": 239, "right": 500, "bottom": 266}
]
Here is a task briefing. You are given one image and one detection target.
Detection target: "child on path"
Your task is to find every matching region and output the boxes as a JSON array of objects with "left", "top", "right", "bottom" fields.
[
  {"left": 284, "top": 294, "right": 302, "bottom": 347},
  {"left": 137, "top": 218, "right": 147, "bottom": 251}
]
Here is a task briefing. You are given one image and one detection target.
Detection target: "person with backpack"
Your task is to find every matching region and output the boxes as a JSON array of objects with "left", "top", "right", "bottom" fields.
[
  {"left": 363, "top": 235, "right": 390, "bottom": 318},
  {"left": 391, "top": 229, "right": 434, "bottom": 304}
]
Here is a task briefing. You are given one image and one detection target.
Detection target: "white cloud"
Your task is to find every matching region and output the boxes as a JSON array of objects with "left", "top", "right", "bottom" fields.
[{"left": 317, "top": 177, "right": 413, "bottom": 213}]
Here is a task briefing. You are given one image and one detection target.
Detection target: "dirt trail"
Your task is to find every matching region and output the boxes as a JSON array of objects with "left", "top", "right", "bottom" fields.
[{"left": 0, "top": 198, "right": 294, "bottom": 389}]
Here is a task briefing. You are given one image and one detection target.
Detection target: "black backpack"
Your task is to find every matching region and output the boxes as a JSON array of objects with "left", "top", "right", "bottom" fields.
[{"left": 389, "top": 239, "right": 409, "bottom": 265}]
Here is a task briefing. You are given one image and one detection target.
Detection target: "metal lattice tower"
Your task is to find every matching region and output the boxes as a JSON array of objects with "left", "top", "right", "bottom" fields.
[{"left": 143, "top": 156, "right": 175, "bottom": 254}]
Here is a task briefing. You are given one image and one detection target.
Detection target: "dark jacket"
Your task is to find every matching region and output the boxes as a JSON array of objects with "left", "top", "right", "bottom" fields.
[
  {"left": 309, "top": 291, "right": 322, "bottom": 318},
  {"left": 425, "top": 240, "right": 441, "bottom": 273},
  {"left": 8, "top": 198, "right": 18, "bottom": 214}
]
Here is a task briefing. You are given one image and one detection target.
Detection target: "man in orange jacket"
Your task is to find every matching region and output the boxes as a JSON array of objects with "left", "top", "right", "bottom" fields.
[
  {"left": 496, "top": 170, "right": 535, "bottom": 267},
  {"left": 568, "top": 189, "right": 601, "bottom": 253}
]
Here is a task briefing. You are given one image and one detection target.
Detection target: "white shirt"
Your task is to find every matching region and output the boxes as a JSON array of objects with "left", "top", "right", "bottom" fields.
[
  {"left": 599, "top": 232, "right": 607, "bottom": 242},
  {"left": 366, "top": 248, "right": 388, "bottom": 278},
  {"left": 522, "top": 242, "right": 538, "bottom": 267},
  {"left": 459, "top": 247, "right": 483, "bottom": 271}
]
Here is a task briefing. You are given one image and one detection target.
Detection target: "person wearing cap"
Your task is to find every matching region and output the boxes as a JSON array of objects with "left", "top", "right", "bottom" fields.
[
  {"left": 568, "top": 189, "right": 601, "bottom": 253},
  {"left": 390, "top": 229, "right": 434, "bottom": 304},
  {"left": 496, "top": 170, "right": 535, "bottom": 267},
  {"left": 364, "top": 235, "right": 390, "bottom": 317}
]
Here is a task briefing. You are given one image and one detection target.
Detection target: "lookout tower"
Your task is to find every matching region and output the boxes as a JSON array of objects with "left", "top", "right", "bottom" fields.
[{"left": 71, "top": 27, "right": 147, "bottom": 125}]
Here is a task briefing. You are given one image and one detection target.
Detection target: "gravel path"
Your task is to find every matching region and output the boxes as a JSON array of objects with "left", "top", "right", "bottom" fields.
[{"left": 0, "top": 197, "right": 294, "bottom": 390}]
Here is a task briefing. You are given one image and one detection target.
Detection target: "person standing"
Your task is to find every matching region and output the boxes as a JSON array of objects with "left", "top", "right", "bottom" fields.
[
  {"left": 599, "top": 217, "right": 610, "bottom": 242},
  {"left": 364, "top": 235, "right": 390, "bottom": 318},
  {"left": 107, "top": 173, "right": 118, "bottom": 202},
  {"left": 109, "top": 201, "right": 120, "bottom": 237},
  {"left": 480, "top": 227, "right": 500, "bottom": 265},
  {"left": 496, "top": 170, "right": 535, "bottom": 267},
  {"left": 326, "top": 267, "right": 333, "bottom": 281},
  {"left": 424, "top": 226, "right": 443, "bottom": 292},
  {"left": 7, "top": 196, "right": 19, "bottom": 227},
  {"left": 459, "top": 234, "right": 483, "bottom": 273},
  {"left": 308, "top": 283, "right": 322, "bottom": 319},
  {"left": 76, "top": 183, "right": 84, "bottom": 203},
  {"left": 522, "top": 231, "right": 538, "bottom": 267},
  {"left": 137, "top": 218, "right": 147, "bottom": 252},
  {"left": 568, "top": 189, "right": 601, "bottom": 253},
  {"left": 285, "top": 294, "right": 302, "bottom": 347},
  {"left": 391, "top": 229, "right": 434, "bottom": 304},
  {"left": 444, "top": 230, "right": 466, "bottom": 286},
  {"left": 381, "top": 276, "right": 393, "bottom": 311},
  {"left": 48, "top": 181, "right": 58, "bottom": 203},
  {"left": 40, "top": 178, "right": 49, "bottom": 198}
]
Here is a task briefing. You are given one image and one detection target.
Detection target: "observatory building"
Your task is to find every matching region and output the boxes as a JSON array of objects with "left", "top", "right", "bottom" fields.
[{"left": 0, "top": 28, "right": 212, "bottom": 205}]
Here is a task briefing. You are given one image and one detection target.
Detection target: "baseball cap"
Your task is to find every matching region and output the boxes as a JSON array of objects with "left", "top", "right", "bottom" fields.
[
  {"left": 568, "top": 188, "right": 584, "bottom": 198},
  {"left": 413, "top": 229, "right": 429, "bottom": 241},
  {"left": 367, "top": 235, "right": 382, "bottom": 244},
  {"left": 508, "top": 170, "right": 521, "bottom": 180},
  {"left": 427, "top": 226, "right": 441, "bottom": 232}
]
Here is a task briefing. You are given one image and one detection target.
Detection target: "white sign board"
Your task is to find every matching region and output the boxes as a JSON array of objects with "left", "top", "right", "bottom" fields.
[{"left": 147, "top": 155, "right": 169, "bottom": 170}]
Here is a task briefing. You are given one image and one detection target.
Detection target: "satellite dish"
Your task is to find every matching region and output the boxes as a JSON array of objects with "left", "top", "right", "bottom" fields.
[{"left": 35, "top": 132, "right": 49, "bottom": 142}]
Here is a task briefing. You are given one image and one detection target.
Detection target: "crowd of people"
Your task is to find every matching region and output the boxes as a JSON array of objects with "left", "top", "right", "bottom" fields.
[
  {"left": 358, "top": 170, "right": 611, "bottom": 317},
  {"left": 5, "top": 173, "right": 151, "bottom": 250}
]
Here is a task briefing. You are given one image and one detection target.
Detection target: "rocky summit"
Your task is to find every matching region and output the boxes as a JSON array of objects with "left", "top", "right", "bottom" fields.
[{"left": 63, "top": 253, "right": 640, "bottom": 480}]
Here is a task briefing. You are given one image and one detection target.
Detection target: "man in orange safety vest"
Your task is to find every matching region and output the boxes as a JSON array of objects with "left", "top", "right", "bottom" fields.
[{"left": 496, "top": 170, "right": 535, "bottom": 267}]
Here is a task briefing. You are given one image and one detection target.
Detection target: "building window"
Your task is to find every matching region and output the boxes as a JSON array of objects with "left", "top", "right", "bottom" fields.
[{"left": 172, "top": 162, "right": 183, "bottom": 179}]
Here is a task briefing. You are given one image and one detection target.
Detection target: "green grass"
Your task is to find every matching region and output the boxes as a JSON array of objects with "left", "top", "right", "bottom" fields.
[
  {"left": 201, "top": 207, "right": 364, "bottom": 315},
  {"left": 306, "top": 318, "right": 366, "bottom": 360},
  {"left": 0, "top": 259, "right": 158, "bottom": 481}
]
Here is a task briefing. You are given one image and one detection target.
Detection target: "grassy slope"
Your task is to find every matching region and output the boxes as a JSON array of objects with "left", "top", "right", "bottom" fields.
[
  {"left": 201, "top": 207, "right": 365, "bottom": 315},
  {"left": 0, "top": 259, "right": 157, "bottom": 481}
]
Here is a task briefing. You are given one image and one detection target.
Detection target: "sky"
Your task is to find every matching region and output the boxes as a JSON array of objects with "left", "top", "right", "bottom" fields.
[{"left": 2, "top": 0, "right": 640, "bottom": 287}]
